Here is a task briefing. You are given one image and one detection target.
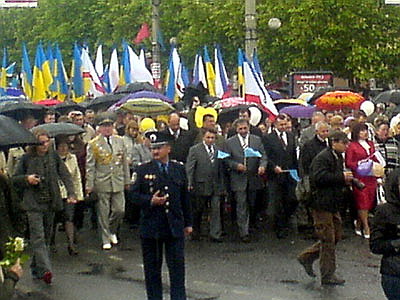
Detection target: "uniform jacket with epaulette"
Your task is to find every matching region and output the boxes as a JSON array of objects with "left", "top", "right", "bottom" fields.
[{"left": 86, "top": 134, "right": 130, "bottom": 193}]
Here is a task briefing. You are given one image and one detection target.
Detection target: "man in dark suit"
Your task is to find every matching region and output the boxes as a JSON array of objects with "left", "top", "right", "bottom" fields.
[
  {"left": 162, "top": 112, "right": 196, "bottom": 163},
  {"left": 263, "top": 114, "right": 298, "bottom": 238},
  {"left": 186, "top": 128, "right": 226, "bottom": 242},
  {"left": 225, "top": 119, "right": 267, "bottom": 242},
  {"left": 131, "top": 131, "right": 193, "bottom": 300}
]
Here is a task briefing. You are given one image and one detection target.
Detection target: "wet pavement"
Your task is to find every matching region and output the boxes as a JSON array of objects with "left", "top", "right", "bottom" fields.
[{"left": 15, "top": 220, "right": 385, "bottom": 300}]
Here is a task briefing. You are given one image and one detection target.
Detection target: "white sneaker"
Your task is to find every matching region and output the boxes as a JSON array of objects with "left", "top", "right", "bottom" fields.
[
  {"left": 110, "top": 234, "right": 118, "bottom": 245},
  {"left": 102, "top": 243, "right": 112, "bottom": 250}
]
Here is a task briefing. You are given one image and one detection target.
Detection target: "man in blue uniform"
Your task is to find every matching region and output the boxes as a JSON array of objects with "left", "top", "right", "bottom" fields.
[{"left": 131, "top": 131, "right": 193, "bottom": 300}]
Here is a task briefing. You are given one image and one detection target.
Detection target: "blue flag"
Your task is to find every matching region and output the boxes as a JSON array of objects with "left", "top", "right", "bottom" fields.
[
  {"left": 289, "top": 169, "right": 300, "bottom": 182},
  {"left": 217, "top": 150, "right": 230, "bottom": 159},
  {"left": 244, "top": 147, "right": 262, "bottom": 158}
]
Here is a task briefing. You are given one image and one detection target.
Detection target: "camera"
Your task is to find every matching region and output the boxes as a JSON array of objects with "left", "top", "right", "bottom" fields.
[{"left": 352, "top": 178, "right": 365, "bottom": 190}]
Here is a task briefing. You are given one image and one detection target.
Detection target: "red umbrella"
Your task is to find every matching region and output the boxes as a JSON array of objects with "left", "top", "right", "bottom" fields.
[
  {"left": 34, "top": 99, "right": 63, "bottom": 106},
  {"left": 315, "top": 91, "right": 364, "bottom": 111}
]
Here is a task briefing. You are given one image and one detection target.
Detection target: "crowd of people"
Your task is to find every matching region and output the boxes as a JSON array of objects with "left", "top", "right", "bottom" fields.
[{"left": 1, "top": 99, "right": 400, "bottom": 299}]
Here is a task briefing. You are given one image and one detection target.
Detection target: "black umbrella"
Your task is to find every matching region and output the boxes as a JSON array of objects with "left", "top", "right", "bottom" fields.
[
  {"left": 0, "top": 115, "right": 39, "bottom": 150},
  {"left": 32, "top": 123, "right": 85, "bottom": 137},
  {"left": 54, "top": 101, "right": 86, "bottom": 116},
  {"left": 83, "top": 94, "right": 125, "bottom": 112},
  {"left": 0, "top": 101, "right": 46, "bottom": 121},
  {"left": 114, "top": 82, "right": 158, "bottom": 94},
  {"left": 374, "top": 90, "right": 400, "bottom": 105},
  {"left": 217, "top": 104, "right": 267, "bottom": 125}
]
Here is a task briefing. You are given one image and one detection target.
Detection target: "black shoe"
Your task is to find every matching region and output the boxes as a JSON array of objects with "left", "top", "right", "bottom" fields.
[
  {"left": 321, "top": 275, "right": 345, "bottom": 285},
  {"left": 241, "top": 235, "right": 251, "bottom": 243},
  {"left": 210, "top": 237, "right": 223, "bottom": 243},
  {"left": 297, "top": 256, "right": 316, "bottom": 278}
]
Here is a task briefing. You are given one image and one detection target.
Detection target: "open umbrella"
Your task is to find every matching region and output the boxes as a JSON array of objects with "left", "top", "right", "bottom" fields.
[
  {"left": 114, "top": 82, "right": 158, "bottom": 94},
  {"left": 0, "top": 101, "right": 46, "bottom": 121},
  {"left": 374, "top": 90, "right": 400, "bottom": 105},
  {"left": 280, "top": 105, "right": 317, "bottom": 119},
  {"left": 308, "top": 87, "right": 356, "bottom": 105},
  {"left": 54, "top": 101, "right": 85, "bottom": 115},
  {"left": 32, "top": 123, "right": 85, "bottom": 137},
  {"left": 217, "top": 104, "right": 267, "bottom": 125},
  {"left": 83, "top": 94, "right": 125, "bottom": 112},
  {"left": 120, "top": 98, "right": 174, "bottom": 117},
  {"left": 108, "top": 91, "right": 172, "bottom": 112},
  {"left": 34, "top": 99, "right": 63, "bottom": 107},
  {"left": 0, "top": 115, "right": 39, "bottom": 150},
  {"left": 315, "top": 91, "right": 364, "bottom": 111},
  {"left": 213, "top": 97, "right": 245, "bottom": 109},
  {"left": 273, "top": 98, "right": 307, "bottom": 110}
]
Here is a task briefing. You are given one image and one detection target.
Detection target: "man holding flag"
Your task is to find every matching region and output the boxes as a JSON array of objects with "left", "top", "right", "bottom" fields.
[{"left": 224, "top": 119, "right": 267, "bottom": 242}]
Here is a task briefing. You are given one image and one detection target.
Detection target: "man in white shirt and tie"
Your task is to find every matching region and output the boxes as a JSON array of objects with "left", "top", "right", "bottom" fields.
[
  {"left": 225, "top": 119, "right": 267, "bottom": 242},
  {"left": 186, "top": 128, "right": 226, "bottom": 242}
]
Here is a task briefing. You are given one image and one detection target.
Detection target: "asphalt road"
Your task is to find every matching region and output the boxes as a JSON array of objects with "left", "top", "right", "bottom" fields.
[{"left": 15, "top": 220, "right": 385, "bottom": 300}]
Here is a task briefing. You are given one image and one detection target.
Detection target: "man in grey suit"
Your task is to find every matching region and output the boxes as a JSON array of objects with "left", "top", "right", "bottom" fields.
[
  {"left": 186, "top": 128, "right": 226, "bottom": 242},
  {"left": 224, "top": 119, "right": 267, "bottom": 242},
  {"left": 86, "top": 115, "right": 131, "bottom": 250}
]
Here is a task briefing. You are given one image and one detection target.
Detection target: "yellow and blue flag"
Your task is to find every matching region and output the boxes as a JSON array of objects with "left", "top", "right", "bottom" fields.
[
  {"left": 32, "top": 43, "right": 53, "bottom": 101},
  {"left": 203, "top": 46, "right": 216, "bottom": 96},
  {"left": 0, "top": 48, "right": 7, "bottom": 96},
  {"left": 237, "top": 48, "right": 244, "bottom": 97},
  {"left": 21, "top": 44, "right": 33, "bottom": 99},
  {"left": 71, "top": 43, "right": 84, "bottom": 102},
  {"left": 54, "top": 44, "right": 68, "bottom": 100}
]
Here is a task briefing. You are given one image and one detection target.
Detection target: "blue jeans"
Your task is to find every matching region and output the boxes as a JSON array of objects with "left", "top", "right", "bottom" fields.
[{"left": 382, "top": 274, "right": 400, "bottom": 300}]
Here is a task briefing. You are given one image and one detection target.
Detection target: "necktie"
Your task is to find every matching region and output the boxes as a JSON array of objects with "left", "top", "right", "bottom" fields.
[
  {"left": 279, "top": 132, "right": 286, "bottom": 148},
  {"left": 160, "top": 163, "right": 168, "bottom": 177},
  {"left": 106, "top": 137, "right": 113, "bottom": 152},
  {"left": 207, "top": 145, "right": 214, "bottom": 163},
  {"left": 242, "top": 137, "right": 248, "bottom": 151}
]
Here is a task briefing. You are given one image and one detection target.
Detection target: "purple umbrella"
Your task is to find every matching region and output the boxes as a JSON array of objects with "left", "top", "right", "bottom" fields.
[
  {"left": 108, "top": 91, "right": 172, "bottom": 111},
  {"left": 280, "top": 105, "right": 316, "bottom": 118}
]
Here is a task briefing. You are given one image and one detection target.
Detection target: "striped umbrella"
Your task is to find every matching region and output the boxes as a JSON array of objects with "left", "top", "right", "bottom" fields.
[{"left": 120, "top": 98, "right": 174, "bottom": 117}]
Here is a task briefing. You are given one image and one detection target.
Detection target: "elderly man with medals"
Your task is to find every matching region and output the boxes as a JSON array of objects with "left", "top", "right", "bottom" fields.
[{"left": 131, "top": 131, "right": 193, "bottom": 300}]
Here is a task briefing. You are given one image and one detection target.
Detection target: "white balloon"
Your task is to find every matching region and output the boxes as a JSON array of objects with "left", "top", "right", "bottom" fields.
[
  {"left": 179, "top": 117, "right": 188, "bottom": 131},
  {"left": 360, "top": 101, "right": 375, "bottom": 116},
  {"left": 249, "top": 106, "right": 262, "bottom": 126}
]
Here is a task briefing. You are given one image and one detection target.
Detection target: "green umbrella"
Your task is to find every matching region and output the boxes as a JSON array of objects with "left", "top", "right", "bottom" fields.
[{"left": 120, "top": 98, "right": 174, "bottom": 117}]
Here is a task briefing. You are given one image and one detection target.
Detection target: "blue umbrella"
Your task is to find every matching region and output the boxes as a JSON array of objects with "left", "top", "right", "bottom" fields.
[{"left": 280, "top": 105, "right": 316, "bottom": 119}]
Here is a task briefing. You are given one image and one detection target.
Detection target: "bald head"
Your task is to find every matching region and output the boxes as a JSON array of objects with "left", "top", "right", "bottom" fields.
[{"left": 168, "top": 113, "right": 180, "bottom": 132}]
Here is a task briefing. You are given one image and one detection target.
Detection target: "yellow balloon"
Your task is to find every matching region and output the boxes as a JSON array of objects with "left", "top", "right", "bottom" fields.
[
  {"left": 139, "top": 118, "right": 156, "bottom": 133},
  {"left": 195, "top": 107, "right": 218, "bottom": 128}
]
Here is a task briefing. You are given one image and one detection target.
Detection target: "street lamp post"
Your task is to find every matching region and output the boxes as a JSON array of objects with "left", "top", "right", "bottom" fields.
[
  {"left": 151, "top": 0, "right": 161, "bottom": 89},
  {"left": 245, "top": 0, "right": 257, "bottom": 59}
]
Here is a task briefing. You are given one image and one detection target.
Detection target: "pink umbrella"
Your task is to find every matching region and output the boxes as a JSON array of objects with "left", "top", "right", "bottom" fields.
[
  {"left": 213, "top": 97, "right": 245, "bottom": 109},
  {"left": 34, "top": 99, "right": 63, "bottom": 106}
]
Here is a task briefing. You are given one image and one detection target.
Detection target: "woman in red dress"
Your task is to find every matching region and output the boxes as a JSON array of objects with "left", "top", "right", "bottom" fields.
[{"left": 345, "top": 123, "right": 377, "bottom": 239}]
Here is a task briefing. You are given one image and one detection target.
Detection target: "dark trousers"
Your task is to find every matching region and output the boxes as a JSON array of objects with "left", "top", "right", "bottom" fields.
[
  {"left": 382, "top": 274, "right": 400, "bottom": 300},
  {"left": 27, "top": 210, "right": 55, "bottom": 277},
  {"left": 298, "top": 210, "right": 342, "bottom": 280},
  {"left": 141, "top": 237, "right": 186, "bottom": 300},
  {"left": 268, "top": 180, "right": 298, "bottom": 232},
  {"left": 191, "top": 194, "right": 221, "bottom": 239}
]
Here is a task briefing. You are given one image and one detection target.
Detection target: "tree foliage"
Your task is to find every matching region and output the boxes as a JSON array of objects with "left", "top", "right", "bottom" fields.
[{"left": 1, "top": 0, "right": 400, "bottom": 85}]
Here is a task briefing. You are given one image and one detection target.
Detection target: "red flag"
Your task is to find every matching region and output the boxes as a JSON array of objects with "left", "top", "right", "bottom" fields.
[{"left": 134, "top": 23, "right": 151, "bottom": 45}]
